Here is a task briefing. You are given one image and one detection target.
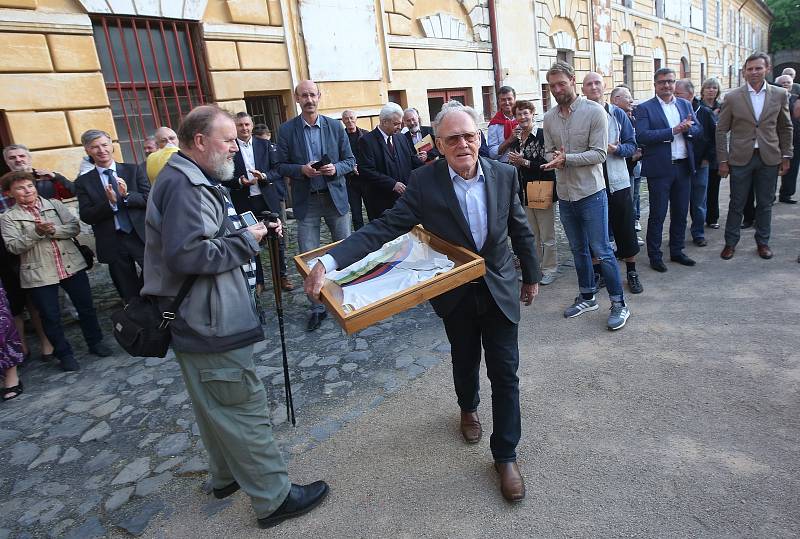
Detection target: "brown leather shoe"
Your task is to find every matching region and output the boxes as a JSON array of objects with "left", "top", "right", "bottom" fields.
[
  {"left": 757, "top": 244, "right": 773, "bottom": 260},
  {"left": 720, "top": 245, "right": 735, "bottom": 260},
  {"left": 280, "top": 276, "right": 295, "bottom": 291},
  {"left": 459, "top": 411, "right": 482, "bottom": 444},
  {"left": 494, "top": 462, "right": 526, "bottom": 502}
]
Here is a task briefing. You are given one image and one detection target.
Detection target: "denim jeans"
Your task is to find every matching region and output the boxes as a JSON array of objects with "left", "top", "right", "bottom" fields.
[
  {"left": 631, "top": 161, "right": 642, "bottom": 221},
  {"left": 558, "top": 191, "right": 624, "bottom": 303},
  {"left": 297, "top": 191, "right": 351, "bottom": 313},
  {"left": 27, "top": 270, "right": 102, "bottom": 361},
  {"left": 689, "top": 164, "right": 709, "bottom": 240}
]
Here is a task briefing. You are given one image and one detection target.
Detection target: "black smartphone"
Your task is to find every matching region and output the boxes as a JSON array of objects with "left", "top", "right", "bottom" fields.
[{"left": 310, "top": 154, "right": 331, "bottom": 170}]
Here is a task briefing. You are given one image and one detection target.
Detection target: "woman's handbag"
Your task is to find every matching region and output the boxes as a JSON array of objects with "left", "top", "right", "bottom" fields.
[
  {"left": 111, "top": 275, "right": 198, "bottom": 358},
  {"left": 526, "top": 181, "right": 553, "bottom": 209},
  {"left": 71, "top": 238, "right": 95, "bottom": 270}
]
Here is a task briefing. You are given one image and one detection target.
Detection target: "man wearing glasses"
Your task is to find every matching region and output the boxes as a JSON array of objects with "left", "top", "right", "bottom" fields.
[
  {"left": 635, "top": 68, "right": 702, "bottom": 272},
  {"left": 304, "top": 100, "right": 540, "bottom": 503},
  {"left": 275, "top": 80, "right": 355, "bottom": 331}
]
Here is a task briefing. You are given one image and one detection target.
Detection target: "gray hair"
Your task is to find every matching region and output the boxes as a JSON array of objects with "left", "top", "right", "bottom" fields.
[
  {"left": 403, "top": 107, "right": 419, "bottom": 117},
  {"left": 610, "top": 86, "right": 632, "bottom": 100},
  {"left": 341, "top": 109, "right": 357, "bottom": 118},
  {"left": 432, "top": 100, "right": 480, "bottom": 137},
  {"left": 177, "top": 105, "right": 234, "bottom": 150},
  {"left": 776, "top": 75, "right": 793, "bottom": 86},
  {"left": 782, "top": 67, "right": 796, "bottom": 78},
  {"left": 3, "top": 144, "right": 30, "bottom": 160},
  {"left": 675, "top": 79, "right": 695, "bottom": 95},
  {"left": 81, "top": 129, "right": 112, "bottom": 147},
  {"left": 379, "top": 102, "right": 403, "bottom": 121}
]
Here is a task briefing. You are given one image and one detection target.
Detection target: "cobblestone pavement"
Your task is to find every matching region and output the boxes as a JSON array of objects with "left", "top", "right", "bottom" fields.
[{"left": 0, "top": 186, "right": 651, "bottom": 538}]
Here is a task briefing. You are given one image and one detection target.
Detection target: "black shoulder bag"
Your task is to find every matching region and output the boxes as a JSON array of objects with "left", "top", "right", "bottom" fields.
[{"left": 112, "top": 187, "right": 229, "bottom": 357}]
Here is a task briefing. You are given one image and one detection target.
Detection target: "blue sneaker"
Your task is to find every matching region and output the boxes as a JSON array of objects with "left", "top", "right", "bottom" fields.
[
  {"left": 564, "top": 296, "right": 599, "bottom": 318},
  {"left": 607, "top": 301, "right": 630, "bottom": 330}
]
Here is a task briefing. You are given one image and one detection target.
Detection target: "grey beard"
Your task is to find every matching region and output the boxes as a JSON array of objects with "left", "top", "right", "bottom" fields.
[
  {"left": 213, "top": 157, "right": 235, "bottom": 181},
  {"left": 410, "top": 125, "right": 420, "bottom": 134}
]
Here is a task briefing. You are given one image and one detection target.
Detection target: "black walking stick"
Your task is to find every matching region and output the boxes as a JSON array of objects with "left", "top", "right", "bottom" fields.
[{"left": 260, "top": 211, "right": 295, "bottom": 426}]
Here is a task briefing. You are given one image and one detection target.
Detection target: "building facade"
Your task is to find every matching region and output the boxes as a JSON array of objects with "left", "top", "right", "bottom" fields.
[{"left": 0, "top": 0, "right": 771, "bottom": 176}]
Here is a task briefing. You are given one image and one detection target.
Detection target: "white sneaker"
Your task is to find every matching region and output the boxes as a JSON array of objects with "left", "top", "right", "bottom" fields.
[
  {"left": 540, "top": 272, "right": 557, "bottom": 286},
  {"left": 634, "top": 220, "right": 642, "bottom": 231}
]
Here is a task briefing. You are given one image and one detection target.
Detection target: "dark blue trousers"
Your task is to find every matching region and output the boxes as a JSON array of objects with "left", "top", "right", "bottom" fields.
[
  {"left": 442, "top": 281, "right": 520, "bottom": 463},
  {"left": 28, "top": 270, "right": 102, "bottom": 361},
  {"left": 646, "top": 159, "right": 691, "bottom": 262}
]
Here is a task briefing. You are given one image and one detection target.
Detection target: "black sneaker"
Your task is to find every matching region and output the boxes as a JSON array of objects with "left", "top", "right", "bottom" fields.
[
  {"left": 627, "top": 271, "right": 643, "bottom": 294},
  {"left": 61, "top": 356, "right": 80, "bottom": 371},
  {"left": 257, "top": 482, "right": 329, "bottom": 529}
]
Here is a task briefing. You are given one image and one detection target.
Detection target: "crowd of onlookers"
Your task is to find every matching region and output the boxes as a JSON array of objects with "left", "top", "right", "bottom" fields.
[{"left": 0, "top": 55, "right": 797, "bottom": 401}]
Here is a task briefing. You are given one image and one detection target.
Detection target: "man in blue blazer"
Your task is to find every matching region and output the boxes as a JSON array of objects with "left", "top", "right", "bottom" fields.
[
  {"left": 223, "top": 112, "right": 292, "bottom": 292},
  {"left": 358, "top": 102, "right": 424, "bottom": 220},
  {"left": 275, "top": 80, "right": 356, "bottom": 331},
  {"left": 75, "top": 129, "right": 149, "bottom": 305},
  {"left": 635, "top": 68, "right": 703, "bottom": 272}
]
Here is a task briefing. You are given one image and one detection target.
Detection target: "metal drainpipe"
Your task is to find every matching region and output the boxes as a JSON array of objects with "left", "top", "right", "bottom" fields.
[{"left": 488, "top": 0, "right": 503, "bottom": 92}]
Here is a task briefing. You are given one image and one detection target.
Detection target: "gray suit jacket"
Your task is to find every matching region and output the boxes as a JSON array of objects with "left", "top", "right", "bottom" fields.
[
  {"left": 328, "top": 157, "right": 540, "bottom": 323},
  {"left": 274, "top": 114, "right": 356, "bottom": 220},
  {"left": 716, "top": 83, "right": 793, "bottom": 167}
]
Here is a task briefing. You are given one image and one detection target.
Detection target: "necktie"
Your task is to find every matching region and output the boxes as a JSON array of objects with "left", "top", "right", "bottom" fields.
[
  {"left": 387, "top": 135, "right": 396, "bottom": 157},
  {"left": 105, "top": 169, "right": 133, "bottom": 233}
]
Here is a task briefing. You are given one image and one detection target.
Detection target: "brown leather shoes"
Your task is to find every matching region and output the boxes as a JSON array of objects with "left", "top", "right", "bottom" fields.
[
  {"left": 459, "top": 411, "right": 482, "bottom": 444},
  {"left": 494, "top": 462, "right": 526, "bottom": 502},
  {"left": 757, "top": 244, "right": 773, "bottom": 259},
  {"left": 720, "top": 245, "right": 735, "bottom": 260},
  {"left": 281, "top": 276, "right": 295, "bottom": 291}
]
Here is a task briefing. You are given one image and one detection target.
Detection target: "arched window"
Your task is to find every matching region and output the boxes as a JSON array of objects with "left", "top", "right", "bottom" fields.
[{"left": 680, "top": 57, "right": 690, "bottom": 79}]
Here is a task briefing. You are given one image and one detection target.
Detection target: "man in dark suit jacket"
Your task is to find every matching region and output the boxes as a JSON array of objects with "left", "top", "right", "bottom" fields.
[
  {"left": 275, "top": 80, "right": 356, "bottom": 331},
  {"left": 75, "top": 129, "right": 149, "bottom": 302},
  {"left": 223, "top": 112, "right": 292, "bottom": 292},
  {"left": 304, "top": 103, "right": 540, "bottom": 502},
  {"left": 358, "top": 103, "right": 424, "bottom": 220},
  {"left": 635, "top": 68, "right": 702, "bottom": 272},
  {"left": 341, "top": 110, "right": 369, "bottom": 230}
]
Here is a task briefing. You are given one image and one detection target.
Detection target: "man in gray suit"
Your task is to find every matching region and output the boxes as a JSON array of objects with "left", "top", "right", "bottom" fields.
[
  {"left": 275, "top": 80, "right": 356, "bottom": 331},
  {"left": 304, "top": 101, "right": 540, "bottom": 502}
]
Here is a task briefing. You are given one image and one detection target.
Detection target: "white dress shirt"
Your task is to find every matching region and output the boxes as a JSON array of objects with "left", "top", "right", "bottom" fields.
[
  {"left": 657, "top": 95, "right": 688, "bottom": 160},
  {"left": 747, "top": 83, "right": 767, "bottom": 149},
  {"left": 448, "top": 164, "right": 488, "bottom": 251},
  {"left": 95, "top": 162, "right": 122, "bottom": 230},
  {"left": 237, "top": 137, "right": 261, "bottom": 196}
]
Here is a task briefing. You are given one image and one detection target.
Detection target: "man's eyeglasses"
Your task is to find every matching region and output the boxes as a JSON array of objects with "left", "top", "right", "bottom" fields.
[
  {"left": 442, "top": 132, "right": 479, "bottom": 146},
  {"left": 655, "top": 79, "right": 676, "bottom": 86}
]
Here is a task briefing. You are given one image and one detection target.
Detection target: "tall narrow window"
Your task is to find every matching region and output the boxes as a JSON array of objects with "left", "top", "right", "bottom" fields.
[
  {"left": 92, "top": 16, "right": 212, "bottom": 163},
  {"left": 680, "top": 57, "right": 690, "bottom": 79},
  {"left": 244, "top": 95, "right": 286, "bottom": 137},
  {"left": 623, "top": 56, "right": 633, "bottom": 88}
]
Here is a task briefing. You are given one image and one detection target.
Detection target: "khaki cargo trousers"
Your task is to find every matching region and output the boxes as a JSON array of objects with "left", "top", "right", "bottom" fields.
[{"left": 175, "top": 344, "right": 290, "bottom": 518}]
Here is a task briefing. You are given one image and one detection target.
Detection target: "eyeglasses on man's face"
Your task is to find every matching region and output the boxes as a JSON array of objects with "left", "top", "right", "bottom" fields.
[{"left": 442, "top": 132, "right": 479, "bottom": 147}]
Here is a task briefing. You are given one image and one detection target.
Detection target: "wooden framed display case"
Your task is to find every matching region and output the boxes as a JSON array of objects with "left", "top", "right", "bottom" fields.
[{"left": 294, "top": 225, "right": 485, "bottom": 334}]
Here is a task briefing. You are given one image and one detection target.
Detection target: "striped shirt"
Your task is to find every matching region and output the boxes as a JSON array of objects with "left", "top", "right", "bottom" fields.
[{"left": 212, "top": 184, "right": 257, "bottom": 292}]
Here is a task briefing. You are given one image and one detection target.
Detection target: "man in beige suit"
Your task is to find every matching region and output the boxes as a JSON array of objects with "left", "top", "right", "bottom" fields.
[{"left": 717, "top": 52, "right": 793, "bottom": 260}]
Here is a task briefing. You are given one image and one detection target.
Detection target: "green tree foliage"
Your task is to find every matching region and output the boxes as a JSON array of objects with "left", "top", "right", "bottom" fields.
[{"left": 767, "top": 0, "right": 800, "bottom": 52}]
